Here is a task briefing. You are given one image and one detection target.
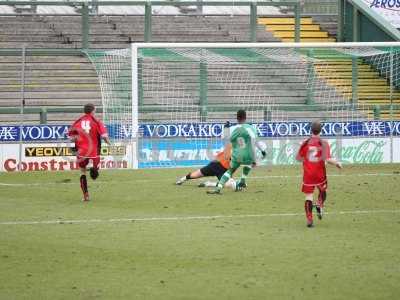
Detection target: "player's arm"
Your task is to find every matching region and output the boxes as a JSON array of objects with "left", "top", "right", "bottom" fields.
[
  {"left": 98, "top": 121, "right": 112, "bottom": 146},
  {"left": 67, "top": 126, "right": 79, "bottom": 142},
  {"left": 323, "top": 140, "right": 342, "bottom": 168},
  {"left": 296, "top": 141, "right": 307, "bottom": 162},
  {"left": 69, "top": 132, "right": 78, "bottom": 142},
  {"left": 255, "top": 140, "right": 267, "bottom": 159},
  {"left": 248, "top": 127, "right": 264, "bottom": 166},
  {"left": 223, "top": 121, "right": 231, "bottom": 143},
  {"left": 326, "top": 158, "right": 342, "bottom": 169},
  {"left": 102, "top": 134, "right": 112, "bottom": 146},
  {"left": 251, "top": 138, "right": 257, "bottom": 167},
  {"left": 249, "top": 139, "right": 267, "bottom": 166},
  {"left": 215, "top": 143, "right": 231, "bottom": 161},
  {"left": 224, "top": 143, "right": 232, "bottom": 160},
  {"left": 249, "top": 135, "right": 259, "bottom": 167},
  {"left": 229, "top": 126, "right": 240, "bottom": 143},
  {"left": 67, "top": 125, "right": 80, "bottom": 155}
]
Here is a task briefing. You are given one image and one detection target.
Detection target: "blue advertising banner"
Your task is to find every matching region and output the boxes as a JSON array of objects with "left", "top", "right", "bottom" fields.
[
  {"left": 1, "top": 121, "right": 400, "bottom": 142},
  {"left": 139, "top": 139, "right": 223, "bottom": 168},
  {"left": 140, "top": 121, "right": 400, "bottom": 138}
]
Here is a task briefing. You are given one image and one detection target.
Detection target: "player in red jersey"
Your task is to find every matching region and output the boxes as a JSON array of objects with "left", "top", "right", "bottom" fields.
[
  {"left": 296, "top": 121, "right": 342, "bottom": 227},
  {"left": 68, "top": 103, "right": 111, "bottom": 201}
]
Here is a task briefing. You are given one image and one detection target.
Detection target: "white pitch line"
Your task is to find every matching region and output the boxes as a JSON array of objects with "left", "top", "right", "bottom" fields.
[
  {"left": 252, "top": 173, "right": 400, "bottom": 179},
  {"left": 0, "top": 182, "right": 74, "bottom": 187},
  {"left": 0, "top": 209, "right": 399, "bottom": 226},
  {"left": 0, "top": 172, "right": 399, "bottom": 187}
]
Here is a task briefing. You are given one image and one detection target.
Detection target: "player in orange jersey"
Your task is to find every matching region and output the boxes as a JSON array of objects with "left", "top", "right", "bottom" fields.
[{"left": 175, "top": 143, "right": 237, "bottom": 189}]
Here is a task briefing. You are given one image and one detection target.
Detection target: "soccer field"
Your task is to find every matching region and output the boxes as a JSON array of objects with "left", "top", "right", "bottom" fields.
[{"left": 0, "top": 164, "right": 399, "bottom": 300}]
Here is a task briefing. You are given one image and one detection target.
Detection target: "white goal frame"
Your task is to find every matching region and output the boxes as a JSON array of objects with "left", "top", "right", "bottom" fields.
[{"left": 130, "top": 42, "right": 400, "bottom": 169}]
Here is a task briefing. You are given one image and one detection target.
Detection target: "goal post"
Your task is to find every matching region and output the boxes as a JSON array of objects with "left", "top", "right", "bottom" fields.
[
  {"left": 85, "top": 48, "right": 138, "bottom": 169},
  {"left": 89, "top": 42, "right": 400, "bottom": 169}
]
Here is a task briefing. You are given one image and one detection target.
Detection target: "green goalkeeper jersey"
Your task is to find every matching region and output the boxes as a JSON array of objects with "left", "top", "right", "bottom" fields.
[{"left": 229, "top": 123, "right": 258, "bottom": 165}]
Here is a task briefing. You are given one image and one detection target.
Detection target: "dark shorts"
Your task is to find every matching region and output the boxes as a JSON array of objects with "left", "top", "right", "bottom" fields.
[{"left": 200, "top": 161, "right": 227, "bottom": 180}]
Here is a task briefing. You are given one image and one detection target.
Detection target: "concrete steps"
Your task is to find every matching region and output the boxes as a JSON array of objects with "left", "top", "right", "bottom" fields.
[
  {"left": 367, "top": 110, "right": 400, "bottom": 120},
  {"left": 315, "top": 59, "right": 400, "bottom": 106},
  {"left": 258, "top": 17, "right": 335, "bottom": 43},
  {"left": 0, "top": 54, "right": 101, "bottom": 121}
]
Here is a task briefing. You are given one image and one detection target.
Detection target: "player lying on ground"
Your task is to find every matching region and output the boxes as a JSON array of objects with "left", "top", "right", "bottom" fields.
[
  {"left": 207, "top": 109, "right": 266, "bottom": 195},
  {"left": 296, "top": 121, "right": 342, "bottom": 228},
  {"left": 175, "top": 143, "right": 237, "bottom": 190},
  {"left": 68, "top": 103, "right": 111, "bottom": 202}
]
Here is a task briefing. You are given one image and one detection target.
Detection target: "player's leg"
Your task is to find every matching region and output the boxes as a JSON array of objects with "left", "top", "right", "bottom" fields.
[
  {"left": 207, "top": 161, "right": 240, "bottom": 194},
  {"left": 316, "top": 182, "right": 327, "bottom": 220},
  {"left": 304, "top": 194, "right": 314, "bottom": 227},
  {"left": 89, "top": 157, "right": 100, "bottom": 180},
  {"left": 198, "top": 180, "right": 216, "bottom": 188},
  {"left": 199, "top": 162, "right": 235, "bottom": 190},
  {"left": 199, "top": 179, "right": 236, "bottom": 189},
  {"left": 302, "top": 184, "right": 315, "bottom": 227},
  {"left": 236, "top": 165, "right": 252, "bottom": 191},
  {"left": 206, "top": 169, "right": 234, "bottom": 194},
  {"left": 200, "top": 163, "right": 236, "bottom": 190},
  {"left": 78, "top": 157, "right": 89, "bottom": 202},
  {"left": 176, "top": 169, "right": 204, "bottom": 185}
]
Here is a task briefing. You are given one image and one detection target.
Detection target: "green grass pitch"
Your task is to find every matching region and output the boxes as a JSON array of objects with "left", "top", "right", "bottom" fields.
[{"left": 0, "top": 164, "right": 399, "bottom": 300}]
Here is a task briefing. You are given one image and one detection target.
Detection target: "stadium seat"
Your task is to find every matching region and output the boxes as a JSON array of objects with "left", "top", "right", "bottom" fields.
[{"left": 258, "top": 17, "right": 335, "bottom": 43}]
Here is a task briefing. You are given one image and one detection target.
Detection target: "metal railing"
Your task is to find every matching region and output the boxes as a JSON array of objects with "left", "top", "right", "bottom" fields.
[
  {"left": 0, "top": 0, "right": 303, "bottom": 44},
  {"left": 0, "top": 104, "right": 399, "bottom": 124}
]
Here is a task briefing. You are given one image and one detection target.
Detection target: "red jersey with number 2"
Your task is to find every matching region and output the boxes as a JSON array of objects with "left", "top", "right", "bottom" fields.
[
  {"left": 297, "top": 136, "right": 331, "bottom": 185},
  {"left": 69, "top": 114, "right": 107, "bottom": 158}
]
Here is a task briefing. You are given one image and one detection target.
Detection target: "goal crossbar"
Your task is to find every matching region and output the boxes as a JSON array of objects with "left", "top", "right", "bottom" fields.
[{"left": 132, "top": 42, "right": 400, "bottom": 49}]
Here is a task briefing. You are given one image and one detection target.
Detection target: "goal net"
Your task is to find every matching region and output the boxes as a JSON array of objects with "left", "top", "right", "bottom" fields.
[
  {"left": 85, "top": 48, "right": 137, "bottom": 168},
  {"left": 87, "top": 42, "right": 400, "bottom": 168}
]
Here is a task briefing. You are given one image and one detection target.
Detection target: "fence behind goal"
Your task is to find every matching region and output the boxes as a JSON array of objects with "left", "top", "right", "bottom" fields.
[{"left": 65, "top": 42, "right": 400, "bottom": 168}]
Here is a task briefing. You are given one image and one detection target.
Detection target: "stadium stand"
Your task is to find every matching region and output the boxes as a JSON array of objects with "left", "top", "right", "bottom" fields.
[
  {"left": 0, "top": 15, "right": 278, "bottom": 49},
  {"left": 0, "top": 3, "right": 398, "bottom": 124},
  {"left": 0, "top": 13, "right": 278, "bottom": 124},
  {"left": 257, "top": 15, "right": 400, "bottom": 120},
  {"left": 0, "top": 54, "right": 101, "bottom": 124}
]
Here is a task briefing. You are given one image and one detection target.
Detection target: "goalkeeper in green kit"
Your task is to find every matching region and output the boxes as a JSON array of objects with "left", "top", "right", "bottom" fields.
[{"left": 207, "top": 109, "right": 266, "bottom": 195}]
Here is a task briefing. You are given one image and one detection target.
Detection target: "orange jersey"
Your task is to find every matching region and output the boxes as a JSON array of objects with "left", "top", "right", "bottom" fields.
[{"left": 215, "top": 144, "right": 232, "bottom": 169}]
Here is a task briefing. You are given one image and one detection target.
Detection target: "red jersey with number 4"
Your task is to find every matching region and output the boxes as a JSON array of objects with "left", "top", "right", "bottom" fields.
[
  {"left": 68, "top": 114, "right": 107, "bottom": 158},
  {"left": 297, "top": 136, "right": 331, "bottom": 185}
]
